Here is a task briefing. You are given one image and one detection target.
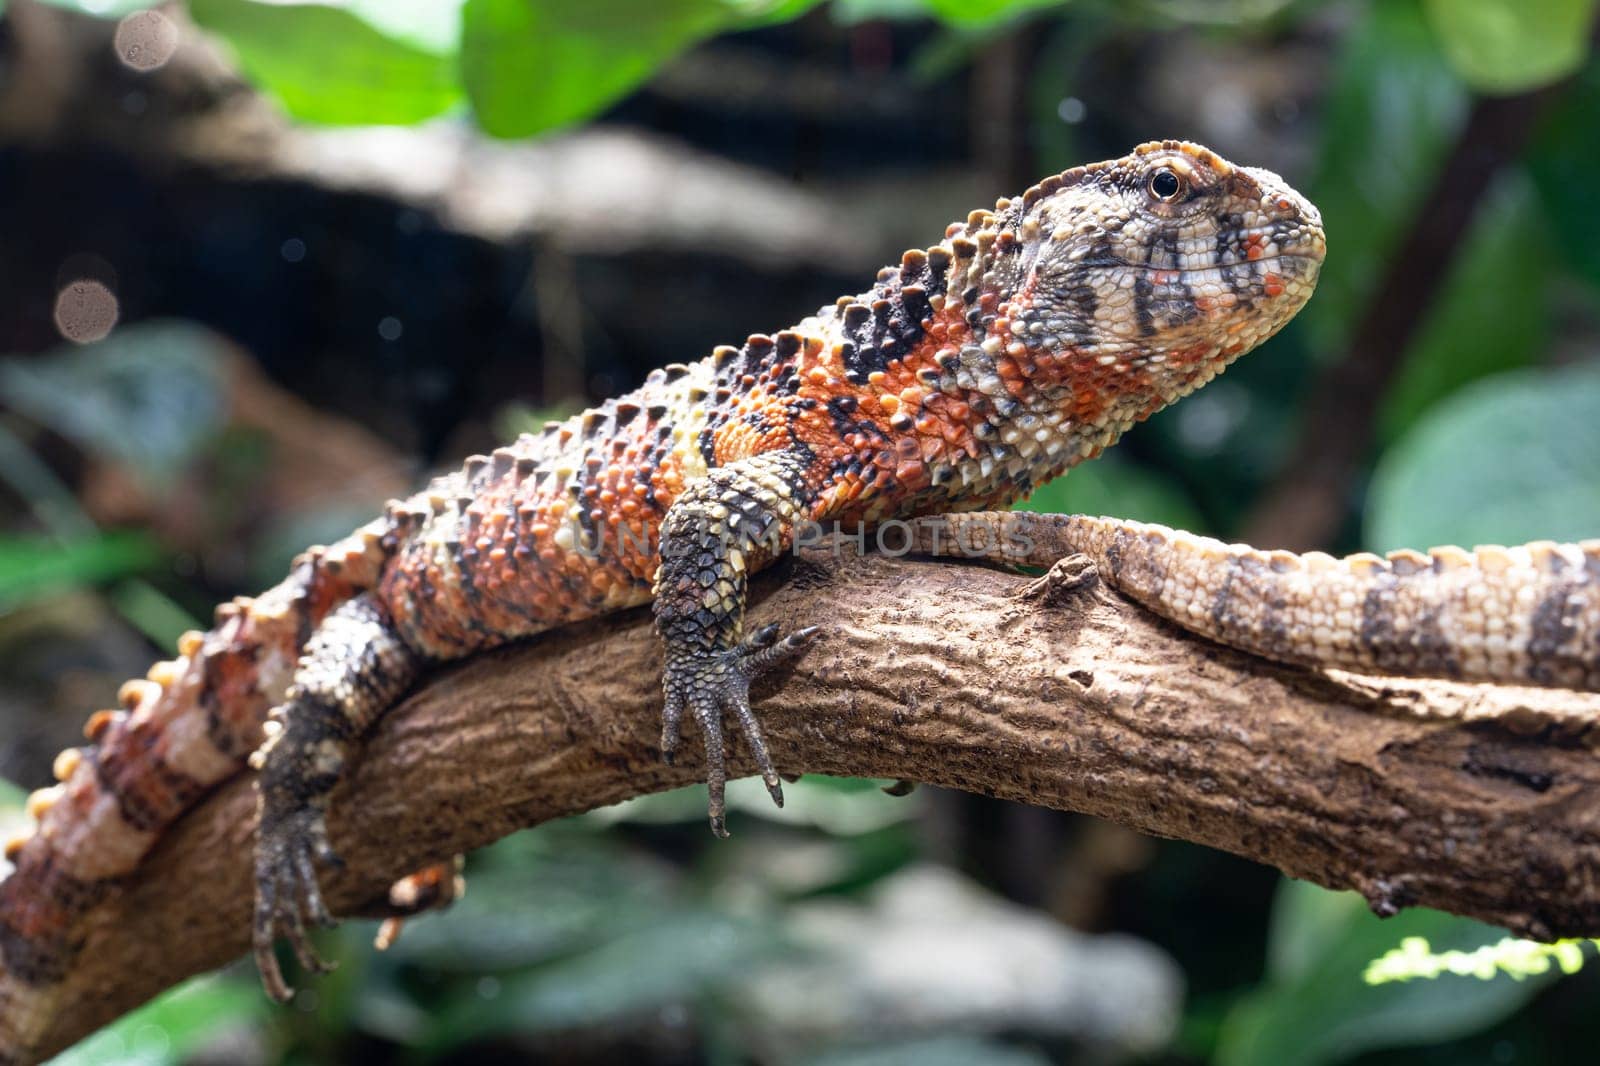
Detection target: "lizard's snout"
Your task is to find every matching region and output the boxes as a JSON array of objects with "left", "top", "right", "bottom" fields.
[{"left": 1241, "top": 165, "right": 1326, "bottom": 265}]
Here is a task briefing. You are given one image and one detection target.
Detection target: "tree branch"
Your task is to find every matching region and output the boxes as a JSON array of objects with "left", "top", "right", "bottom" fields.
[{"left": 34, "top": 551, "right": 1600, "bottom": 1059}]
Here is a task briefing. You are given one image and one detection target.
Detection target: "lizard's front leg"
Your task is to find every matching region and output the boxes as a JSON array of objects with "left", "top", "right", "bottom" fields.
[
  {"left": 653, "top": 450, "right": 820, "bottom": 836},
  {"left": 250, "top": 594, "right": 422, "bottom": 1002}
]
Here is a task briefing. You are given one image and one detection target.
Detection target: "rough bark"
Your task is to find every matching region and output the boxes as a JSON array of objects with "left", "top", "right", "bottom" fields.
[{"left": 32, "top": 550, "right": 1600, "bottom": 1058}]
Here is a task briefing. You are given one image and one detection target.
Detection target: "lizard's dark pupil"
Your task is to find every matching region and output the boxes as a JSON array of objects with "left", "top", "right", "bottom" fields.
[{"left": 1150, "top": 169, "right": 1181, "bottom": 200}]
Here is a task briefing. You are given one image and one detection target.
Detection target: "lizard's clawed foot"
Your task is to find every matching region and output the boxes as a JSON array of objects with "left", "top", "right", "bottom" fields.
[
  {"left": 661, "top": 622, "right": 819, "bottom": 837},
  {"left": 374, "top": 856, "right": 467, "bottom": 951},
  {"left": 253, "top": 804, "right": 341, "bottom": 1003},
  {"left": 1019, "top": 553, "right": 1099, "bottom": 603}
]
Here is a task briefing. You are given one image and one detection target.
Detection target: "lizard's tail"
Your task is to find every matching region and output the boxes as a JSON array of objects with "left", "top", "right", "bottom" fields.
[
  {"left": 1050, "top": 515, "right": 1600, "bottom": 691},
  {"left": 911, "top": 512, "right": 1600, "bottom": 692},
  {"left": 0, "top": 519, "right": 395, "bottom": 1064}
]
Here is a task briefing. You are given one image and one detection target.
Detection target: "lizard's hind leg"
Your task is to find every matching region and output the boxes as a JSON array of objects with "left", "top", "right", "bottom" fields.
[{"left": 250, "top": 593, "right": 422, "bottom": 1002}]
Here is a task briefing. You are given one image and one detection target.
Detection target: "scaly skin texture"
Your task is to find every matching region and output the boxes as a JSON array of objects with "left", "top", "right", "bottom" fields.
[
  {"left": 906, "top": 512, "right": 1600, "bottom": 692},
  {"left": 0, "top": 140, "right": 1329, "bottom": 1057}
]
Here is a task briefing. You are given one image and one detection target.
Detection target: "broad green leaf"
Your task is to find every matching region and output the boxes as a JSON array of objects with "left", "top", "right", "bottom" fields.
[
  {"left": 1019, "top": 454, "right": 1204, "bottom": 531},
  {"left": 0, "top": 532, "right": 162, "bottom": 611},
  {"left": 0, "top": 322, "right": 228, "bottom": 487},
  {"left": 460, "top": 0, "right": 818, "bottom": 138},
  {"left": 1264, "top": 877, "right": 1370, "bottom": 984},
  {"left": 1218, "top": 881, "right": 1545, "bottom": 1066},
  {"left": 1422, "top": 0, "right": 1598, "bottom": 94},
  {"left": 1375, "top": 176, "right": 1552, "bottom": 442},
  {"left": 1366, "top": 364, "right": 1600, "bottom": 552},
  {"left": 923, "top": 0, "right": 1070, "bottom": 26},
  {"left": 49, "top": 974, "right": 263, "bottom": 1066},
  {"left": 341, "top": 0, "right": 464, "bottom": 52},
  {"left": 188, "top": 0, "right": 461, "bottom": 125},
  {"left": 1528, "top": 61, "right": 1600, "bottom": 289}
]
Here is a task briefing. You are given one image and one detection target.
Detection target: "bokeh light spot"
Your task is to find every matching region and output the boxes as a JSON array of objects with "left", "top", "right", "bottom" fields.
[
  {"left": 280, "top": 238, "right": 307, "bottom": 263},
  {"left": 114, "top": 10, "right": 180, "bottom": 73},
  {"left": 53, "top": 280, "right": 119, "bottom": 344},
  {"left": 378, "top": 316, "right": 403, "bottom": 341}
]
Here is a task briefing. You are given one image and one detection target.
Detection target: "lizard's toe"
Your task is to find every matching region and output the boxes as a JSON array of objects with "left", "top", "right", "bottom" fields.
[
  {"left": 253, "top": 806, "right": 341, "bottom": 1002},
  {"left": 661, "top": 624, "right": 818, "bottom": 835}
]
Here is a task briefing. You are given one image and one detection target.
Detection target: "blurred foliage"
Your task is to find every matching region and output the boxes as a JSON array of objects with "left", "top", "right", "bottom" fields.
[
  {"left": 0, "top": 323, "right": 229, "bottom": 490},
  {"left": 1421, "top": 0, "right": 1598, "bottom": 92},
  {"left": 35, "top": 0, "right": 1600, "bottom": 132},
  {"left": 1367, "top": 364, "right": 1600, "bottom": 550},
  {"left": 0, "top": 531, "right": 160, "bottom": 612},
  {"left": 7, "top": 0, "right": 1600, "bottom": 1063},
  {"left": 1366, "top": 936, "right": 1600, "bottom": 985},
  {"left": 188, "top": 0, "right": 462, "bottom": 125},
  {"left": 47, "top": 975, "right": 267, "bottom": 1066},
  {"left": 1215, "top": 882, "right": 1552, "bottom": 1066},
  {"left": 458, "top": 0, "right": 818, "bottom": 137},
  {"left": 1019, "top": 453, "right": 1203, "bottom": 529}
]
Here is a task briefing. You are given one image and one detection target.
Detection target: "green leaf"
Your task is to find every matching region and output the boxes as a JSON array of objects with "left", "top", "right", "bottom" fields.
[
  {"left": 0, "top": 532, "right": 162, "bottom": 612},
  {"left": 188, "top": 0, "right": 461, "bottom": 126},
  {"left": 105, "top": 580, "right": 203, "bottom": 651},
  {"left": 1018, "top": 454, "right": 1204, "bottom": 531},
  {"left": 1366, "top": 364, "right": 1600, "bottom": 551},
  {"left": 48, "top": 974, "right": 263, "bottom": 1066},
  {"left": 1528, "top": 61, "right": 1600, "bottom": 289},
  {"left": 460, "top": 0, "right": 819, "bottom": 138},
  {"left": 1422, "top": 0, "right": 1598, "bottom": 94},
  {"left": 922, "top": 0, "right": 1070, "bottom": 26},
  {"left": 0, "top": 322, "right": 229, "bottom": 488},
  {"left": 1375, "top": 175, "right": 1552, "bottom": 441},
  {"left": 1218, "top": 881, "right": 1546, "bottom": 1066},
  {"left": 1366, "top": 934, "right": 1599, "bottom": 984},
  {"left": 339, "top": 0, "right": 465, "bottom": 53},
  {"left": 1264, "top": 876, "right": 1369, "bottom": 984}
]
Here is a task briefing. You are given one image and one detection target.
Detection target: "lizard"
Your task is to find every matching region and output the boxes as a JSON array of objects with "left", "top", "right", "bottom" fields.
[
  {"left": 904, "top": 512, "right": 1600, "bottom": 693},
  {"left": 0, "top": 138, "right": 1342, "bottom": 1059}
]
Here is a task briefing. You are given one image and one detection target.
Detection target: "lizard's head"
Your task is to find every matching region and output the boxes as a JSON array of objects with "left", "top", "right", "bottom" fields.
[{"left": 982, "top": 140, "right": 1324, "bottom": 412}]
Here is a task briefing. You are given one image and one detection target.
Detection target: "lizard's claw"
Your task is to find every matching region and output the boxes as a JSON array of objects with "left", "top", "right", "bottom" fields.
[
  {"left": 253, "top": 804, "right": 341, "bottom": 1003},
  {"left": 661, "top": 623, "right": 819, "bottom": 836}
]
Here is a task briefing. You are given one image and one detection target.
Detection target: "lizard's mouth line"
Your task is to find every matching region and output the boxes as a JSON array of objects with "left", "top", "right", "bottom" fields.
[
  {"left": 1179, "top": 251, "right": 1326, "bottom": 271},
  {"left": 1093, "top": 250, "right": 1326, "bottom": 275}
]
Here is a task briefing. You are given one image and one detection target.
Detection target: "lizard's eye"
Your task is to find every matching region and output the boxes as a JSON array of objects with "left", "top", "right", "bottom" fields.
[{"left": 1147, "top": 167, "right": 1184, "bottom": 202}]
